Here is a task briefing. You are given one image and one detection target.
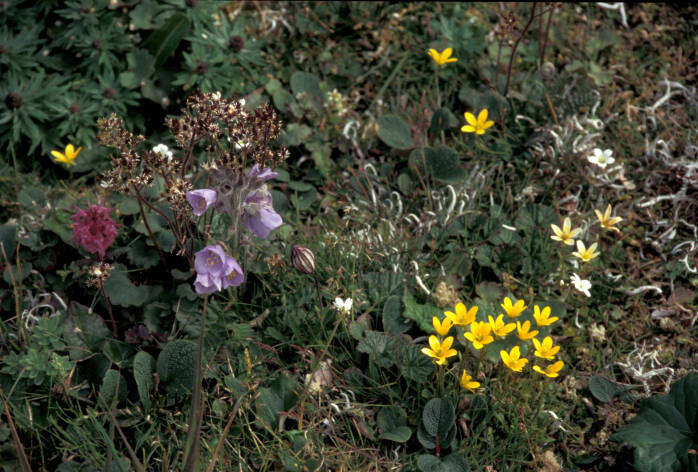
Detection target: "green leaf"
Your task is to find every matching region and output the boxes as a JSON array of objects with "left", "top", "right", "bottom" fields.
[
  {"left": 103, "top": 265, "right": 150, "bottom": 307},
  {"left": 143, "top": 13, "right": 189, "bottom": 67},
  {"left": 270, "top": 374, "right": 299, "bottom": 412},
  {"left": 423, "top": 146, "right": 465, "bottom": 184},
  {"left": 377, "top": 115, "right": 412, "bottom": 149},
  {"left": 156, "top": 340, "right": 197, "bottom": 399},
  {"left": 418, "top": 454, "right": 469, "bottom": 472},
  {"left": 357, "top": 330, "right": 394, "bottom": 368},
  {"left": 280, "top": 123, "right": 312, "bottom": 147},
  {"left": 0, "top": 224, "right": 17, "bottom": 256},
  {"left": 256, "top": 387, "right": 283, "bottom": 428},
  {"left": 403, "top": 290, "right": 438, "bottom": 332},
  {"left": 429, "top": 108, "right": 458, "bottom": 135},
  {"left": 382, "top": 295, "right": 410, "bottom": 335},
  {"left": 612, "top": 373, "right": 698, "bottom": 472},
  {"left": 377, "top": 406, "right": 412, "bottom": 443},
  {"left": 100, "top": 369, "right": 127, "bottom": 406},
  {"left": 589, "top": 375, "right": 637, "bottom": 403},
  {"left": 422, "top": 397, "right": 456, "bottom": 438},
  {"left": 289, "top": 71, "right": 322, "bottom": 97},
  {"left": 63, "top": 302, "right": 110, "bottom": 360},
  {"left": 133, "top": 351, "right": 155, "bottom": 411},
  {"left": 398, "top": 343, "right": 434, "bottom": 384},
  {"left": 127, "top": 240, "right": 160, "bottom": 269}
]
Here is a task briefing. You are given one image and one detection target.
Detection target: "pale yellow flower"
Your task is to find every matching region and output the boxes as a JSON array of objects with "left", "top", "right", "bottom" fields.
[
  {"left": 533, "top": 360, "right": 564, "bottom": 378},
  {"left": 461, "top": 109, "right": 494, "bottom": 135},
  {"left": 51, "top": 143, "right": 82, "bottom": 166},
  {"left": 572, "top": 240, "right": 600, "bottom": 262},
  {"left": 464, "top": 321, "right": 494, "bottom": 350},
  {"left": 460, "top": 370, "right": 481, "bottom": 392},
  {"left": 501, "top": 297, "right": 526, "bottom": 318},
  {"left": 432, "top": 316, "right": 453, "bottom": 337},
  {"left": 500, "top": 346, "right": 528, "bottom": 372},
  {"left": 595, "top": 204, "right": 623, "bottom": 232},
  {"left": 421, "top": 335, "right": 458, "bottom": 365},
  {"left": 532, "top": 336, "right": 560, "bottom": 360},
  {"left": 488, "top": 314, "right": 516, "bottom": 337},
  {"left": 550, "top": 217, "right": 581, "bottom": 245},
  {"left": 427, "top": 47, "right": 458, "bottom": 66}
]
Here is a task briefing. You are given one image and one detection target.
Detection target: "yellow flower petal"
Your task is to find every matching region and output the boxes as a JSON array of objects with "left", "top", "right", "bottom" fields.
[
  {"left": 461, "top": 125, "right": 476, "bottom": 133},
  {"left": 464, "top": 112, "right": 477, "bottom": 127},
  {"left": 477, "top": 109, "right": 488, "bottom": 124}
]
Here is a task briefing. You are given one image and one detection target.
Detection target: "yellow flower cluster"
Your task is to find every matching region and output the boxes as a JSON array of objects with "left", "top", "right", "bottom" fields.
[
  {"left": 550, "top": 205, "right": 623, "bottom": 262},
  {"left": 421, "top": 296, "right": 566, "bottom": 393}
]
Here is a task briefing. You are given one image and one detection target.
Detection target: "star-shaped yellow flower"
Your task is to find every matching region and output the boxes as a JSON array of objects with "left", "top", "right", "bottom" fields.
[
  {"left": 427, "top": 47, "right": 458, "bottom": 66},
  {"left": 421, "top": 335, "right": 458, "bottom": 365},
  {"left": 532, "top": 305, "right": 558, "bottom": 327},
  {"left": 595, "top": 204, "right": 623, "bottom": 233},
  {"left": 444, "top": 303, "right": 477, "bottom": 327},
  {"left": 460, "top": 370, "right": 480, "bottom": 392},
  {"left": 516, "top": 320, "right": 538, "bottom": 341},
  {"left": 51, "top": 144, "right": 82, "bottom": 167},
  {"left": 572, "top": 240, "right": 600, "bottom": 262},
  {"left": 464, "top": 321, "right": 494, "bottom": 350},
  {"left": 488, "top": 314, "right": 516, "bottom": 338},
  {"left": 533, "top": 360, "right": 564, "bottom": 378},
  {"left": 501, "top": 297, "right": 526, "bottom": 318},
  {"left": 461, "top": 109, "right": 494, "bottom": 135},
  {"left": 500, "top": 346, "right": 528, "bottom": 372},
  {"left": 532, "top": 336, "right": 560, "bottom": 360},
  {"left": 432, "top": 316, "right": 453, "bottom": 337},
  {"left": 550, "top": 217, "right": 581, "bottom": 245}
]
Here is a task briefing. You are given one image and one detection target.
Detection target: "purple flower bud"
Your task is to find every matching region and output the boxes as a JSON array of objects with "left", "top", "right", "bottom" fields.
[
  {"left": 242, "top": 186, "right": 282, "bottom": 239},
  {"left": 247, "top": 164, "right": 278, "bottom": 183},
  {"left": 186, "top": 189, "right": 217, "bottom": 216}
]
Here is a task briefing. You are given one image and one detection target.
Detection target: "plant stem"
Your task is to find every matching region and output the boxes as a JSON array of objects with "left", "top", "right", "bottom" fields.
[
  {"left": 132, "top": 185, "right": 169, "bottom": 271},
  {"left": 503, "top": 3, "right": 537, "bottom": 97},
  {"left": 99, "top": 281, "right": 118, "bottom": 337}
]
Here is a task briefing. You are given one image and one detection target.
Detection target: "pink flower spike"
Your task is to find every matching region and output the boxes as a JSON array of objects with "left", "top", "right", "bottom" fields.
[{"left": 69, "top": 200, "right": 121, "bottom": 258}]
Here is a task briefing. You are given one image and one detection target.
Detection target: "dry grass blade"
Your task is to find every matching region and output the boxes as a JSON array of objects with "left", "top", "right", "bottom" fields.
[{"left": 0, "top": 388, "right": 32, "bottom": 472}]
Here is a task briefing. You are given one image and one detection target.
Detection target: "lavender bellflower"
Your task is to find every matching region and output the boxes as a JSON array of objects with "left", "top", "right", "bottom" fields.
[
  {"left": 187, "top": 189, "right": 218, "bottom": 216},
  {"left": 193, "top": 244, "right": 244, "bottom": 294},
  {"left": 242, "top": 185, "right": 282, "bottom": 239}
]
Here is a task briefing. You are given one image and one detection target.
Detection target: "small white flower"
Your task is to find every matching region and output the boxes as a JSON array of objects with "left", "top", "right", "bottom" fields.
[
  {"left": 570, "top": 273, "right": 592, "bottom": 297},
  {"left": 587, "top": 148, "right": 615, "bottom": 169},
  {"left": 333, "top": 297, "right": 353, "bottom": 315},
  {"left": 152, "top": 144, "right": 173, "bottom": 161}
]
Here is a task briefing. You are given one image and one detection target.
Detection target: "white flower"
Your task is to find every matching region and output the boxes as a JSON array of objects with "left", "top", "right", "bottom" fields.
[
  {"left": 587, "top": 148, "right": 615, "bottom": 169},
  {"left": 152, "top": 144, "right": 173, "bottom": 161},
  {"left": 333, "top": 297, "right": 352, "bottom": 315},
  {"left": 570, "top": 273, "right": 592, "bottom": 297}
]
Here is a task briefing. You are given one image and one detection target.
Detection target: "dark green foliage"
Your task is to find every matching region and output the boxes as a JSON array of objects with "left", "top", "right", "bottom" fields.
[
  {"left": 99, "top": 369, "right": 127, "bottom": 406},
  {"left": 377, "top": 115, "right": 413, "bottom": 149},
  {"left": 156, "top": 340, "right": 198, "bottom": 399},
  {"left": 133, "top": 351, "right": 155, "bottom": 410},
  {"left": 612, "top": 373, "right": 698, "bottom": 472},
  {"left": 418, "top": 398, "right": 457, "bottom": 451}
]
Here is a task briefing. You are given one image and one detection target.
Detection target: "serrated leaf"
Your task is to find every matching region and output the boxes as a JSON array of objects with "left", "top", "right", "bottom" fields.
[
  {"left": 377, "top": 115, "right": 412, "bottom": 149},
  {"left": 612, "top": 373, "right": 698, "bottom": 472},
  {"left": 357, "top": 330, "right": 394, "bottom": 368},
  {"left": 143, "top": 13, "right": 189, "bottom": 67},
  {"left": 403, "top": 290, "right": 439, "bottom": 332},
  {"left": 398, "top": 343, "right": 434, "bottom": 384}
]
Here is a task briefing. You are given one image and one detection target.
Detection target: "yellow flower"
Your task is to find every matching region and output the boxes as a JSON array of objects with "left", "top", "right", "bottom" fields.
[
  {"left": 572, "top": 240, "right": 600, "bottom": 262},
  {"left": 421, "top": 335, "right": 458, "bottom": 365},
  {"left": 533, "top": 360, "right": 564, "bottom": 378},
  {"left": 532, "top": 336, "right": 560, "bottom": 360},
  {"left": 461, "top": 109, "right": 494, "bottom": 135},
  {"left": 550, "top": 217, "right": 581, "bottom": 245},
  {"left": 50, "top": 143, "right": 82, "bottom": 167},
  {"left": 460, "top": 370, "right": 481, "bottom": 392},
  {"left": 463, "top": 321, "right": 494, "bottom": 350},
  {"left": 500, "top": 346, "right": 528, "bottom": 372},
  {"left": 501, "top": 297, "right": 526, "bottom": 318},
  {"left": 488, "top": 314, "right": 516, "bottom": 337},
  {"left": 516, "top": 320, "right": 538, "bottom": 341},
  {"left": 595, "top": 204, "right": 622, "bottom": 232},
  {"left": 444, "top": 302, "right": 477, "bottom": 327},
  {"left": 427, "top": 47, "right": 458, "bottom": 66},
  {"left": 432, "top": 316, "right": 453, "bottom": 337},
  {"left": 532, "top": 305, "right": 558, "bottom": 327}
]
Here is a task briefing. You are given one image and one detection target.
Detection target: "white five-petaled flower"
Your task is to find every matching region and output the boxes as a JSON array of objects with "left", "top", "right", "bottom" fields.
[
  {"left": 152, "top": 144, "right": 174, "bottom": 161},
  {"left": 333, "top": 297, "right": 353, "bottom": 315},
  {"left": 570, "top": 273, "right": 592, "bottom": 297},
  {"left": 587, "top": 148, "right": 615, "bottom": 169}
]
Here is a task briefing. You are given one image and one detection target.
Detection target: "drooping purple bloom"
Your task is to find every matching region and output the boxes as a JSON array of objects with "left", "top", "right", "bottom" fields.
[
  {"left": 186, "top": 189, "right": 217, "bottom": 216},
  {"left": 242, "top": 186, "right": 282, "bottom": 239},
  {"left": 247, "top": 164, "right": 277, "bottom": 183},
  {"left": 193, "top": 244, "right": 245, "bottom": 294}
]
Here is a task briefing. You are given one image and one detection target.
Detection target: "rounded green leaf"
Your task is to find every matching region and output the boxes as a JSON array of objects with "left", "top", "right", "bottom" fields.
[
  {"left": 422, "top": 397, "right": 456, "bottom": 437},
  {"left": 377, "top": 115, "right": 413, "bottom": 149},
  {"left": 424, "top": 146, "right": 465, "bottom": 184}
]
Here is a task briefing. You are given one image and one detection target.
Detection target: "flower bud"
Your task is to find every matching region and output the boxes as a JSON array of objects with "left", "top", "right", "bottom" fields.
[{"left": 291, "top": 245, "right": 315, "bottom": 274}]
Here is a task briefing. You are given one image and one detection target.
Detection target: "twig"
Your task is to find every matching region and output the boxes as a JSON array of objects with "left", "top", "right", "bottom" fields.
[{"left": 503, "top": 3, "right": 537, "bottom": 97}]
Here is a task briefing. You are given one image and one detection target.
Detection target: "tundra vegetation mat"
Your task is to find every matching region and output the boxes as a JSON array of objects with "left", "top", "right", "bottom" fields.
[{"left": 0, "top": 2, "right": 697, "bottom": 471}]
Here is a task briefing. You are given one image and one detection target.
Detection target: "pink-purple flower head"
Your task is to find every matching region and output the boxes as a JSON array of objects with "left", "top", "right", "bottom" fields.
[
  {"left": 193, "top": 244, "right": 244, "bottom": 294},
  {"left": 242, "top": 186, "right": 282, "bottom": 239},
  {"left": 187, "top": 189, "right": 217, "bottom": 216},
  {"left": 70, "top": 200, "right": 121, "bottom": 258},
  {"left": 248, "top": 164, "right": 277, "bottom": 183}
]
